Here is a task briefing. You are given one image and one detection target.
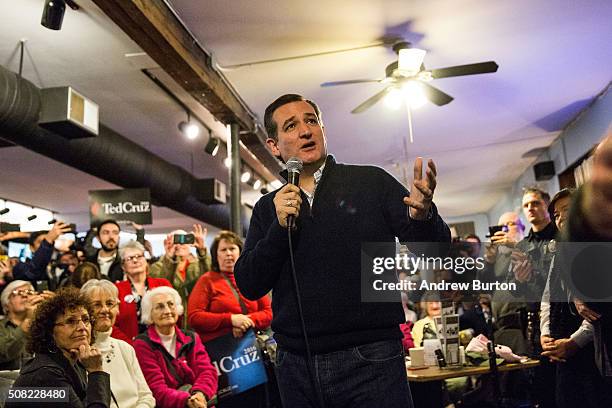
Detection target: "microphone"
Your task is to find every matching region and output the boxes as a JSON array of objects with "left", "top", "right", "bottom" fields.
[{"left": 286, "top": 157, "right": 303, "bottom": 229}]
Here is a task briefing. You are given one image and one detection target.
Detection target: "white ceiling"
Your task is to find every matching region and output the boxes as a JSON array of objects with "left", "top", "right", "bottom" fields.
[{"left": 0, "top": 0, "right": 611, "bottom": 234}]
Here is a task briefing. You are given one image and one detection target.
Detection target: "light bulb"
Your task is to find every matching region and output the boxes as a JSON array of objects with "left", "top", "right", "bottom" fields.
[
  {"left": 384, "top": 88, "right": 403, "bottom": 110},
  {"left": 253, "top": 179, "right": 262, "bottom": 190},
  {"left": 402, "top": 81, "right": 427, "bottom": 109},
  {"left": 241, "top": 171, "right": 251, "bottom": 183},
  {"left": 224, "top": 158, "right": 232, "bottom": 168},
  {"left": 184, "top": 123, "right": 200, "bottom": 139}
]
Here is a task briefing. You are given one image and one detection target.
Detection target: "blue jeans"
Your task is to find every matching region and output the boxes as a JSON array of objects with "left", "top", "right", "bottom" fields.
[{"left": 274, "top": 339, "right": 414, "bottom": 408}]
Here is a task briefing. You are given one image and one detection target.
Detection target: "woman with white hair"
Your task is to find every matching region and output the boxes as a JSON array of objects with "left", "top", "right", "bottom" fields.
[
  {"left": 81, "top": 279, "right": 155, "bottom": 408},
  {"left": 133, "top": 286, "right": 217, "bottom": 408},
  {"left": 114, "top": 240, "right": 172, "bottom": 344},
  {"left": 149, "top": 225, "right": 211, "bottom": 329}
]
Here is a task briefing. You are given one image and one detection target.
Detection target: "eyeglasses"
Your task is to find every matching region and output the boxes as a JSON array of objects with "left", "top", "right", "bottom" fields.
[
  {"left": 55, "top": 315, "right": 92, "bottom": 329},
  {"left": 90, "top": 300, "right": 118, "bottom": 310},
  {"left": 124, "top": 254, "right": 144, "bottom": 263},
  {"left": 11, "top": 289, "right": 36, "bottom": 297}
]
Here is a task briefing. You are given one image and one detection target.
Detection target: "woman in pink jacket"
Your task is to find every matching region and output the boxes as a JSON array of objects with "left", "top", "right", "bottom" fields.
[{"left": 133, "top": 286, "right": 218, "bottom": 408}]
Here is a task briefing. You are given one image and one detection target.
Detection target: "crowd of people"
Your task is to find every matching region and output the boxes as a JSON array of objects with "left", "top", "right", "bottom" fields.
[
  {"left": 0, "top": 93, "right": 610, "bottom": 408},
  {"left": 0, "top": 222, "right": 273, "bottom": 408}
]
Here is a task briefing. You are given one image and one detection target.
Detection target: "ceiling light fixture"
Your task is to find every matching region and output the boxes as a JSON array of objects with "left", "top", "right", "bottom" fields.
[
  {"left": 241, "top": 169, "right": 251, "bottom": 183},
  {"left": 384, "top": 88, "right": 403, "bottom": 110},
  {"left": 253, "top": 179, "right": 262, "bottom": 190},
  {"left": 178, "top": 112, "right": 200, "bottom": 140},
  {"left": 402, "top": 81, "right": 427, "bottom": 109},
  {"left": 223, "top": 157, "right": 232, "bottom": 168},
  {"left": 204, "top": 131, "right": 220, "bottom": 156},
  {"left": 398, "top": 48, "right": 426, "bottom": 76},
  {"left": 41, "top": 0, "right": 79, "bottom": 31}
]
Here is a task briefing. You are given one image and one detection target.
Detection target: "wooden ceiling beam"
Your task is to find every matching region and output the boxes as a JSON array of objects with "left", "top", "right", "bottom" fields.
[{"left": 91, "top": 0, "right": 281, "bottom": 173}]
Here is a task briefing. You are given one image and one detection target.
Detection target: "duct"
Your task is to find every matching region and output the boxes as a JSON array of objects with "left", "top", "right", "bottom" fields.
[{"left": 0, "top": 64, "right": 237, "bottom": 230}]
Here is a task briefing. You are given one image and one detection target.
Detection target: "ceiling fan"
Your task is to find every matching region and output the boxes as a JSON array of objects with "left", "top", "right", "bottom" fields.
[{"left": 320, "top": 41, "right": 499, "bottom": 114}]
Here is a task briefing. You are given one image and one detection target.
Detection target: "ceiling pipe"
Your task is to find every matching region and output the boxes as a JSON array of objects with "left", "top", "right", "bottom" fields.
[{"left": 0, "top": 64, "right": 242, "bottom": 231}]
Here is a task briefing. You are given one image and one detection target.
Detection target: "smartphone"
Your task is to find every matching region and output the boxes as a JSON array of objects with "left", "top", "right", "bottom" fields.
[
  {"left": 173, "top": 233, "right": 195, "bottom": 245},
  {"left": 36, "top": 280, "right": 49, "bottom": 292},
  {"left": 487, "top": 225, "right": 504, "bottom": 238},
  {"left": 49, "top": 220, "right": 77, "bottom": 233}
]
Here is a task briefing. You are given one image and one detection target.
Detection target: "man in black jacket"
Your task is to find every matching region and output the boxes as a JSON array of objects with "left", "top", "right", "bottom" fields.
[
  {"left": 86, "top": 219, "right": 123, "bottom": 282},
  {"left": 235, "top": 94, "right": 450, "bottom": 408}
]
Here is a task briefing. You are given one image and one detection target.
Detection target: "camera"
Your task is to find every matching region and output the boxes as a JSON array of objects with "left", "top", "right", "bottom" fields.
[
  {"left": 173, "top": 233, "right": 195, "bottom": 245},
  {"left": 486, "top": 225, "right": 506, "bottom": 238}
]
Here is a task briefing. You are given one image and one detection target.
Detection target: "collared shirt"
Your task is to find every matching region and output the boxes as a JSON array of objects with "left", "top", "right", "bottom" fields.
[{"left": 302, "top": 161, "right": 326, "bottom": 206}]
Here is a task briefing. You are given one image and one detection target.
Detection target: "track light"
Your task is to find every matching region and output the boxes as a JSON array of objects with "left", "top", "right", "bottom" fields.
[
  {"left": 178, "top": 112, "right": 200, "bottom": 140},
  {"left": 41, "top": 0, "right": 79, "bottom": 31},
  {"left": 253, "top": 179, "right": 262, "bottom": 190},
  {"left": 241, "top": 170, "right": 251, "bottom": 183},
  {"left": 0, "top": 208, "right": 8, "bottom": 216},
  {"left": 204, "top": 135, "right": 220, "bottom": 156}
]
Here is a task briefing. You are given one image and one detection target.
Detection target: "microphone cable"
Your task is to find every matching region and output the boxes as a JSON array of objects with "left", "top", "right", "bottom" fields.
[{"left": 287, "top": 226, "right": 326, "bottom": 408}]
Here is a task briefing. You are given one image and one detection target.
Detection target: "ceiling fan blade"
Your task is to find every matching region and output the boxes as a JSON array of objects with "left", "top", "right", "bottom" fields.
[
  {"left": 321, "top": 79, "right": 382, "bottom": 87},
  {"left": 430, "top": 61, "right": 499, "bottom": 79},
  {"left": 421, "top": 83, "right": 454, "bottom": 106},
  {"left": 351, "top": 87, "right": 390, "bottom": 114}
]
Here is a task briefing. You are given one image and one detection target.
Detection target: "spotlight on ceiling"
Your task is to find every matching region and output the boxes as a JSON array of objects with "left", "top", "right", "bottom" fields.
[
  {"left": 253, "top": 179, "right": 262, "bottom": 190},
  {"left": 178, "top": 121, "right": 200, "bottom": 140},
  {"left": 223, "top": 157, "right": 232, "bottom": 168},
  {"left": 41, "top": 0, "right": 79, "bottom": 31},
  {"left": 204, "top": 136, "right": 220, "bottom": 156},
  {"left": 241, "top": 170, "right": 251, "bottom": 183},
  {"left": 178, "top": 111, "right": 200, "bottom": 140},
  {"left": 0, "top": 208, "right": 9, "bottom": 216}
]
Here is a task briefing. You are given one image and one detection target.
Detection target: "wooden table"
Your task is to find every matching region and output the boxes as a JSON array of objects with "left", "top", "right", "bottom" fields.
[
  {"left": 407, "top": 359, "right": 540, "bottom": 382},
  {"left": 406, "top": 360, "right": 540, "bottom": 408}
]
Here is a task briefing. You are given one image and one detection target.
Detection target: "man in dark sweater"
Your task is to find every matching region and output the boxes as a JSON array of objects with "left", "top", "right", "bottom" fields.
[{"left": 235, "top": 94, "right": 450, "bottom": 408}]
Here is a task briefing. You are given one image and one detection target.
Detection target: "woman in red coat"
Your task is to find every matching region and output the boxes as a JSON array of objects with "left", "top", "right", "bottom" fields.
[
  {"left": 188, "top": 230, "right": 272, "bottom": 407},
  {"left": 188, "top": 231, "right": 272, "bottom": 343},
  {"left": 114, "top": 240, "right": 172, "bottom": 343}
]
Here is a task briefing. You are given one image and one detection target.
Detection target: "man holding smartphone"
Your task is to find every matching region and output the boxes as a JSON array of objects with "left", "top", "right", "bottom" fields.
[{"left": 13, "top": 221, "right": 72, "bottom": 289}]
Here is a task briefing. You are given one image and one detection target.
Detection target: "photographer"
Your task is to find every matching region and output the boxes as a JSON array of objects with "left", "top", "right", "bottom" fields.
[
  {"left": 0, "top": 281, "right": 53, "bottom": 370},
  {"left": 149, "top": 225, "right": 210, "bottom": 329},
  {"left": 13, "top": 221, "right": 72, "bottom": 289}
]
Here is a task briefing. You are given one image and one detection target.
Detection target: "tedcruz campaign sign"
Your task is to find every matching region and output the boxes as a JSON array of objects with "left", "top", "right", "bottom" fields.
[
  {"left": 89, "top": 188, "right": 152, "bottom": 226},
  {"left": 205, "top": 330, "right": 268, "bottom": 400}
]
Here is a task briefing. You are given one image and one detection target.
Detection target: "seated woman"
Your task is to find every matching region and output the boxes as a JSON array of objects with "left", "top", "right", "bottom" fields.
[
  {"left": 81, "top": 279, "right": 155, "bottom": 408},
  {"left": 411, "top": 294, "right": 442, "bottom": 347},
  {"left": 133, "top": 286, "right": 217, "bottom": 408},
  {"left": 114, "top": 241, "right": 172, "bottom": 344},
  {"left": 6, "top": 287, "right": 110, "bottom": 408}
]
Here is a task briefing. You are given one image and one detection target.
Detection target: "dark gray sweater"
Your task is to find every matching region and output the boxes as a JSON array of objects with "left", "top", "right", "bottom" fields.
[{"left": 235, "top": 155, "right": 450, "bottom": 353}]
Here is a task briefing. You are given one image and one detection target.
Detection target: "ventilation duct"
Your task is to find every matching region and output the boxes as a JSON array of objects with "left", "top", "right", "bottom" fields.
[{"left": 0, "top": 64, "right": 239, "bottom": 230}]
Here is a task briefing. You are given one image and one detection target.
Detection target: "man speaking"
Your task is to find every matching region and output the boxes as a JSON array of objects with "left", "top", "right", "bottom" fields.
[{"left": 235, "top": 94, "right": 450, "bottom": 407}]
